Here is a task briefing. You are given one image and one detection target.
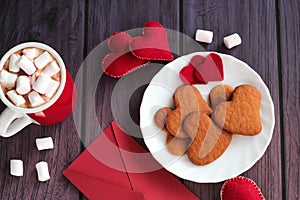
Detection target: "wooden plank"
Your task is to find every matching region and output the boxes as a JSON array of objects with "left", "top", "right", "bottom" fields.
[
  {"left": 0, "top": 1, "right": 84, "bottom": 199},
  {"left": 83, "top": 0, "right": 180, "bottom": 144},
  {"left": 181, "top": 0, "right": 282, "bottom": 199},
  {"left": 278, "top": 0, "right": 300, "bottom": 199},
  {"left": 80, "top": 0, "right": 180, "bottom": 199}
]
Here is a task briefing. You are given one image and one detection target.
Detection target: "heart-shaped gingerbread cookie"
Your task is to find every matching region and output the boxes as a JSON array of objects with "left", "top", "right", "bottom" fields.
[
  {"left": 101, "top": 32, "right": 150, "bottom": 78},
  {"left": 165, "top": 85, "right": 212, "bottom": 138},
  {"left": 183, "top": 112, "right": 232, "bottom": 166},
  {"left": 209, "top": 84, "right": 234, "bottom": 108},
  {"left": 129, "top": 20, "right": 174, "bottom": 61},
  {"left": 213, "top": 84, "right": 262, "bottom": 136}
]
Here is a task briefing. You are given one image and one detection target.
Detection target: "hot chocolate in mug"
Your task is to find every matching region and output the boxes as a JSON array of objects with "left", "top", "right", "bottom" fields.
[{"left": 0, "top": 42, "right": 76, "bottom": 137}]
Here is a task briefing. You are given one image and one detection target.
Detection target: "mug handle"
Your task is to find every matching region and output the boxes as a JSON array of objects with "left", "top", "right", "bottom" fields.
[{"left": 0, "top": 107, "right": 34, "bottom": 137}]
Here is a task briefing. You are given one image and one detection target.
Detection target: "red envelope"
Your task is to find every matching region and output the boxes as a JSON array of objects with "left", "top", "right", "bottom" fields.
[{"left": 63, "top": 121, "right": 199, "bottom": 200}]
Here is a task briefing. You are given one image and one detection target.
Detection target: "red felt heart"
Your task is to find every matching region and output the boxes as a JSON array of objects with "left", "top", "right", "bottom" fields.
[
  {"left": 129, "top": 20, "right": 174, "bottom": 61},
  {"left": 221, "top": 176, "right": 265, "bottom": 200},
  {"left": 102, "top": 32, "right": 150, "bottom": 78},
  {"left": 179, "top": 55, "right": 206, "bottom": 84},
  {"left": 195, "top": 53, "right": 224, "bottom": 83}
]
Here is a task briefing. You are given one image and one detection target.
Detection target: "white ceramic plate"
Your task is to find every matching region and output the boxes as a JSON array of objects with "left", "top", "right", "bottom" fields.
[{"left": 140, "top": 52, "right": 275, "bottom": 183}]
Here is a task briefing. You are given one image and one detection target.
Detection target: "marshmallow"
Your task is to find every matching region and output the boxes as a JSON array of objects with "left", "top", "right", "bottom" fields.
[
  {"left": 36, "top": 137, "right": 54, "bottom": 151},
  {"left": 34, "top": 52, "right": 52, "bottom": 70},
  {"left": 9, "top": 54, "right": 20, "bottom": 72},
  {"left": 7, "top": 90, "right": 26, "bottom": 106},
  {"left": 16, "top": 55, "right": 36, "bottom": 75},
  {"left": 42, "top": 61, "right": 60, "bottom": 77},
  {"left": 33, "top": 73, "right": 52, "bottom": 94},
  {"left": 36, "top": 161, "right": 50, "bottom": 181},
  {"left": 22, "top": 48, "right": 43, "bottom": 60},
  {"left": 195, "top": 29, "right": 214, "bottom": 43},
  {"left": 223, "top": 33, "right": 242, "bottom": 49},
  {"left": 28, "top": 91, "right": 44, "bottom": 107},
  {"left": 10, "top": 159, "right": 24, "bottom": 177},
  {"left": 45, "top": 79, "right": 60, "bottom": 98},
  {"left": 16, "top": 75, "right": 31, "bottom": 95},
  {"left": 0, "top": 70, "right": 18, "bottom": 88}
]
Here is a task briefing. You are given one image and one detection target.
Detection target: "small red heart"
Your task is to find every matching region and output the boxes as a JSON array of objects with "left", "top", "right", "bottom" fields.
[
  {"left": 179, "top": 55, "right": 206, "bottom": 84},
  {"left": 221, "top": 176, "right": 265, "bottom": 200},
  {"left": 195, "top": 53, "right": 224, "bottom": 83},
  {"left": 129, "top": 20, "right": 174, "bottom": 61},
  {"left": 102, "top": 32, "right": 150, "bottom": 78}
]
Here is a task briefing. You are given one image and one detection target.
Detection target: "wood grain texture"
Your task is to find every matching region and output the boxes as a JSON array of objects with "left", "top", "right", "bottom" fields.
[
  {"left": 181, "top": 1, "right": 282, "bottom": 199},
  {"left": 0, "top": 1, "right": 84, "bottom": 199},
  {"left": 82, "top": 0, "right": 180, "bottom": 144},
  {"left": 278, "top": 0, "right": 300, "bottom": 199}
]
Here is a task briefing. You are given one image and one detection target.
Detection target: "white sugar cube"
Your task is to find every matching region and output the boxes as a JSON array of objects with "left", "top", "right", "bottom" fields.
[
  {"left": 33, "top": 74, "right": 52, "bottom": 94},
  {"left": 9, "top": 54, "right": 20, "bottom": 72},
  {"left": 16, "top": 55, "right": 36, "bottom": 75},
  {"left": 45, "top": 79, "right": 60, "bottom": 98},
  {"left": 10, "top": 159, "right": 23, "bottom": 177},
  {"left": 16, "top": 75, "right": 31, "bottom": 95},
  {"left": 42, "top": 61, "right": 60, "bottom": 77},
  {"left": 22, "top": 48, "right": 43, "bottom": 60},
  {"left": 223, "top": 33, "right": 242, "bottom": 49},
  {"left": 0, "top": 70, "right": 18, "bottom": 88},
  {"left": 36, "top": 137, "right": 54, "bottom": 151},
  {"left": 195, "top": 29, "right": 214, "bottom": 43},
  {"left": 7, "top": 90, "right": 26, "bottom": 106},
  {"left": 36, "top": 161, "right": 50, "bottom": 182},
  {"left": 34, "top": 52, "right": 52, "bottom": 70},
  {"left": 28, "top": 91, "right": 44, "bottom": 107}
]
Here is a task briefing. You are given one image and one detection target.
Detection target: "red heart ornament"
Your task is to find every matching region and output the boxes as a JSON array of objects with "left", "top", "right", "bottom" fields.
[
  {"left": 221, "top": 176, "right": 265, "bottom": 200},
  {"left": 102, "top": 32, "right": 150, "bottom": 78},
  {"left": 179, "top": 55, "right": 206, "bottom": 84},
  {"left": 195, "top": 53, "right": 224, "bottom": 83},
  {"left": 129, "top": 20, "right": 174, "bottom": 61}
]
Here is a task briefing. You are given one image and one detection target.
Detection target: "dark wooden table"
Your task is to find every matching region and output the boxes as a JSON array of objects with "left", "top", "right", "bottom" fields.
[{"left": 0, "top": 0, "right": 299, "bottom": 199}]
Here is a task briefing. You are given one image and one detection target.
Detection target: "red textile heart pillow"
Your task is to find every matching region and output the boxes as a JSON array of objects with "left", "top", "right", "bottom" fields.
[
  {"left": 129, "top": 20, "right": 174, "bottom": 61},
  {"left": 101, "top": 32, "right": 150, "bottom": 78},
  {"left": 194, "top": 53, "right": 224, "bottom": 83},
  {"left": 221, "top": 176, "right": 265, "bottom": 200},
  {"left": 179, "top": 55, "right": 206, "bottom": 84}
]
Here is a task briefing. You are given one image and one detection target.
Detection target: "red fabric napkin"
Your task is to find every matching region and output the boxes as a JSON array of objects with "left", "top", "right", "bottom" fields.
[{"left": 63, "top": 121, "right": 199, "bottom": 200}]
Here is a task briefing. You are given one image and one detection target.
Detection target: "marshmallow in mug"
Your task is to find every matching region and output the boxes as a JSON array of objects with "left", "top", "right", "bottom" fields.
[
  {"left": 36, "top": 161, "right": 50, "bottom": 181},
  {"left": 43, "top": 61, "right": 60, "bottom": 77},
  {"left": 34, "top": 51, "right": 53, "bottom": 70},
  {"left": 33, "top": 73, "right": 52, "bottom": 94},
  {"left": 45, "top": 79, "right": 60, "bottom": 99},
  {"left": 16, "top": 55, "right": 36, "bottom": 75},
  {"left": 195, "top": 29, "right": 214, "bottom": 44},
  {"left": 7, "top": 90, "right": 26, "bottom": 106},
  {"left": 0, "top": 70, "right": 18, "bottom": 88},
  {"left": 36, "top": 137, "right": 54, "bottom": 151},
  {"left": 16, "top": 75, "right": 31, "bottom": 95},
  {"left": 28, "top": 91, "right": 45, "bottom": 107},
  {"left": 10, "top": 159, "right": 24, "bottom": 177},
  {"left": 9, "top": 54, "right": 20, "bottom": 72},
  {"left": 22, "top": 48, "right": 43, "bottom": 60},
  {"left": 223, "top": 33, "right": 242, "bottom": 49}
]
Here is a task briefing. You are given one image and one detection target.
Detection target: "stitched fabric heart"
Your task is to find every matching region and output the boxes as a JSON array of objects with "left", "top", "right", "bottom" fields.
[
  {"left": 194, "top": 53, "right": 224, "bottom": 83},
  {"left": 101, "top": 32, "right": 150, "bottom": 78},
  {"left": 129, "top": 20, "right": 174, "bottom": 61},
  {"left": 221, "top": 176, "right": 265, "bottom": 200},
  {"left": 179, "top": 55, "right": 206, "bottom": 84}
]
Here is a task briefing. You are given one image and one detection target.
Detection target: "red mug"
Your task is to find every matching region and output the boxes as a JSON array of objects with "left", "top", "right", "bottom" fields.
[{"left": 0, "top": 42, "right": 76, "bottom": 137}]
